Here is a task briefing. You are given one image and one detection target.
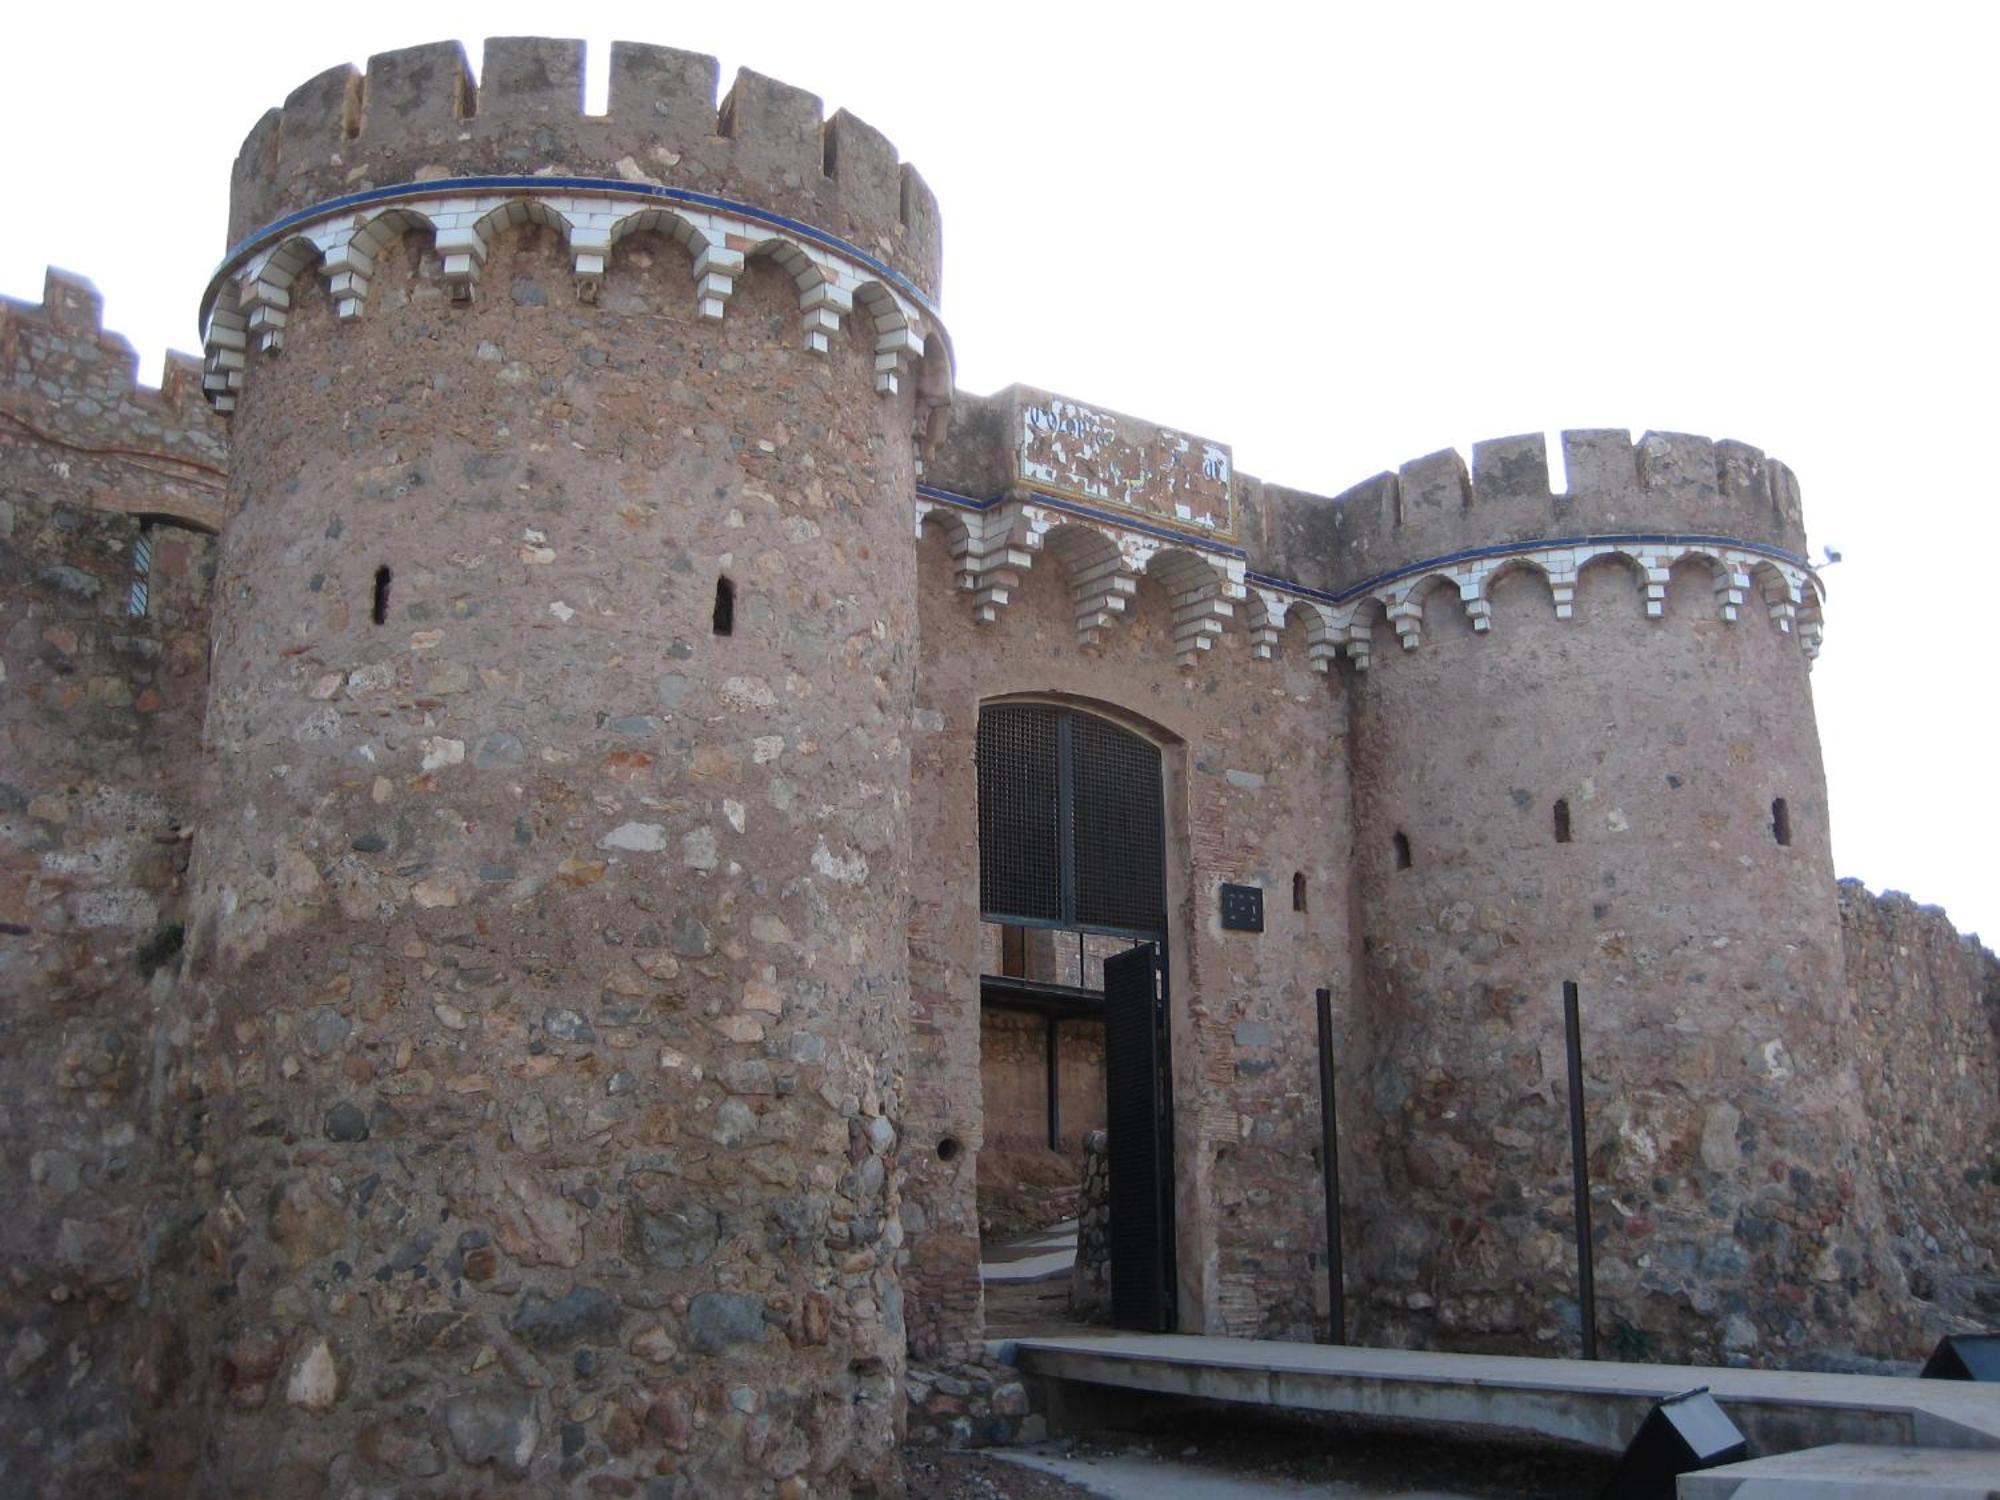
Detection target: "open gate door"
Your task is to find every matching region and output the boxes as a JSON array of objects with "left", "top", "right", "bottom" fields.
[{"left": 1103, "top": 941, "right": 1176, "bottom": 1332}]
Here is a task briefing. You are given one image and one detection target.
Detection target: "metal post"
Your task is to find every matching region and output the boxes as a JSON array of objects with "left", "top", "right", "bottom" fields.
[
  {"left": 1045, "top": 1013, "right": 1062, "bottom": 1151},
  {"left": 1564, "top": 980, "right": 1597, "bottom": 1360},
  {"left": 1315, "top": 987, "right": 1346, "bottom": 1345}
]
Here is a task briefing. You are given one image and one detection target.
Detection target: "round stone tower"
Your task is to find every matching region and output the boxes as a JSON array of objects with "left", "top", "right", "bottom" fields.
[
  {"left": 185, "top": 39, "right": 948, "bottom": 1494},
  {"left": 1331, "top": 431, "right": 1906, "bottom": 1364}
]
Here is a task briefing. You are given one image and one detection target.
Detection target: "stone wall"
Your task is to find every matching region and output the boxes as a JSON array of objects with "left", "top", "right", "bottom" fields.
[
  {"left": 2, "top": 269, "right": 227, "bottom": 531},
  {"left": 1069, "top": 1131, "right": 1110, "bottom": 1320},
  {"left": 1842, "top": 883, "right": 2000, "bottom": 1333},
  {"left": 1256, "top": 430, "right": 1806, "bottom": 600},
  {"left": 0, "top": 493, "right": 214, "bottom": 1494},
  {"left": 976, "top": 1009, "right": 1106, "bottom": 1157},
  {"left": 0, "top": 262, "right": 221, "bottom": 1497}
]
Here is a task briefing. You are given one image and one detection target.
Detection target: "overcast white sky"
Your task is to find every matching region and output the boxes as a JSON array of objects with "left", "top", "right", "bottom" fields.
[{"left": 3, "top": 3, "right": 1993, "bottom": 940}]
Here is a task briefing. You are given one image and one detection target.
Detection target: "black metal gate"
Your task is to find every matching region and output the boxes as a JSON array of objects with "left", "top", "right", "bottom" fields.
[
  {"left": 1103, "top": 941, "right": 1177, "bottom": 1330},
  {"left": 976, "top": 703, "right": 1175, "bottom": 1332}
]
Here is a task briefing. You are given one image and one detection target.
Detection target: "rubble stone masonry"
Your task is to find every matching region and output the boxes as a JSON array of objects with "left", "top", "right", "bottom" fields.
[
  {"left": 1, "top": 272, "right": 221, "bottom": 1492},
  {"left": 1842, "top": 886, "right": 2000, "bottom": 1330},
  {"left": 178, "top": 42, "right": 938, "bottom": 1491}
]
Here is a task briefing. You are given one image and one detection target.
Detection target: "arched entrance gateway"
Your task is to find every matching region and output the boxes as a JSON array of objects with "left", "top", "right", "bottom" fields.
[{"left": 974, "top": 701, "right": 1177, "bottom": 1332}]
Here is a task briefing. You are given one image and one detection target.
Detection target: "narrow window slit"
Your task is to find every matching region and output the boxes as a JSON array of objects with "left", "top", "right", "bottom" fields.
[
  {"left": 1393, "top": 831, "right": 1412, "bottom": 871},
  {"left": 711, "top": 576, "right": 735, "bottom": 636},
  {"left": 128, "top": 523, "right": 155, "bottom": 618},
  {"left": 821, "top": 125, "right": 838, "bottom": 179},
  {"left": 1771, "top": 797, "right": 1791, "bottom": 846},
  {"left": 1292, "top": 871, "right": 1308, "bottom": 913},
  {"left": 1554, "top": 798, "right": 1572, "bottom": 844},
  {"left": 371, "top": 565, "right": 392, "bottom": 626}
]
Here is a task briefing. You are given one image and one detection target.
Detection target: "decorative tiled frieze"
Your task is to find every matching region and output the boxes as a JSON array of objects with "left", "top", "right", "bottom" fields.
[
  {"left": 199, "top": 179, "right": 949, "bottom": 414},
  {"left": 919, "top": 485, "right": 1825, "bottom": 672},
  {"left": 916, "top": 488, "right": 1247, "bottom": 667}
]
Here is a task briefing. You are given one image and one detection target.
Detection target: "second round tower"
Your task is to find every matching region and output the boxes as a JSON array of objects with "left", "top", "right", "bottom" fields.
[{"left": 1332, "top": 432, "right": 1906, "bottom": 1364}]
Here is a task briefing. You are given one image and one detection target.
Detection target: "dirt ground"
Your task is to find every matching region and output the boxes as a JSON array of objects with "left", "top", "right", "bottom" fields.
[
  {"left": 904, "top": 1446, "right": 1099, "bottom": 1499},
  {"left": 976, "top": 1146, "right": 1082, "bottom": 1240}
]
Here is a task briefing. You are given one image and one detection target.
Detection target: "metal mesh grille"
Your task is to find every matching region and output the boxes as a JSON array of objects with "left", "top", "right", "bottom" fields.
[
  {"left": 1072, "top": 714, "right": 1166, "bottom": 934},
  {"left": 977, "top": 704, "right": 1062, "bottom": 924}
]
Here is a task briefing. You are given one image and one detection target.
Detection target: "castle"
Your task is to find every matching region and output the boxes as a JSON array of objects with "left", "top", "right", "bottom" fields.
[{"left": 1, "top": 36, "right": 1994, "bottom": 1497}]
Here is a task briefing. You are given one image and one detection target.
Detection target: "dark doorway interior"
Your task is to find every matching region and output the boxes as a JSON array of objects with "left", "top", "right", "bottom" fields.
[
  {"left": 1102, "top": 941, "right": 1176, "bottom": 1331},
  {"left": 975, "top": 703, "right": 1175, "bottom": 1333}
]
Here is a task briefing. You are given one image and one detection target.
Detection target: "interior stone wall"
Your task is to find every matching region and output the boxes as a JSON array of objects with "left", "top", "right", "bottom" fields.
[{"left": 976, "top": 1009, "right": 1106, "bottom": 1158}]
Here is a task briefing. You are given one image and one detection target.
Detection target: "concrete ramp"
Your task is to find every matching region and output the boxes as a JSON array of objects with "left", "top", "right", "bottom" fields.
[
  {"left": 1679, "top": 1442, "right": 2000, "bottom": 1498},
  {"left": 1000, "top": 1335, "right": 2000, "bottom": 1458}
]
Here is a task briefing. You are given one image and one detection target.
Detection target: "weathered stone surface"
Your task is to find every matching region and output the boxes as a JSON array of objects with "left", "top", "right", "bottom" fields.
[
  {"left": 625, "top": 1196, "right": 721, "bottom": 1269},
  {"left": 270, "top": 1176, "right": 346, "bottom": 1267},
  {"left": 0, "top": 462, "right": 215, "bottom": 1494},
  {"left": 444, "top": 1388, "right": 540, "bottom": 1474},
  {"left": 510, "top": 1285, "right": 624, "bottom": 1348},
  {"left": 467, "top": 1165, "right": 585, "bottom": 1268},
  {"left": 1842, "top": 883, "right": 2000, "bottom": 1329},
  {"left": 688, "top": 1292, "right": 766, "bottom": 1354},
  {"left": 285, "top": 1338, "right": 339, "bottom": 1411},
  {"left": 323, "top": 1102, "right": 370, "bottom": 1141}
]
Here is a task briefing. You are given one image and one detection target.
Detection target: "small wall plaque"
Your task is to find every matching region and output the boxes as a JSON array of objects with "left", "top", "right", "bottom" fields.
[{"left": 1220, "top": 883, "right": 1264, "bottom": 933}]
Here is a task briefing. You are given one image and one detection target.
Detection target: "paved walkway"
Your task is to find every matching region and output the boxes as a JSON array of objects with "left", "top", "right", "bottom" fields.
[
  {"left": 982, "top": 1220, "right": 1080, "bottom": 1284},
  {"left": 1000, "top": 1334, "right": 2000, "bottom": 1457},
  {"left": 1683, "top": 1442, "right": 2000, "bottom": 1498}
]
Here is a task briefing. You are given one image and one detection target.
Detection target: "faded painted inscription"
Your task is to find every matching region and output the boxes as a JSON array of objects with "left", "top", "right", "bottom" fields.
[{"left": 1013, "top": 388, "right": 1234, "bottom": 538}]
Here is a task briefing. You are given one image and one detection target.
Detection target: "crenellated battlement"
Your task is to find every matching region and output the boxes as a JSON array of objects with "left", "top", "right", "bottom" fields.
[
  {"left": 922, "top": 407, "right": 1824, "bottom": 671},
  {"left": 0, "top": 269, "right": 227, "bottom": 530},
  {"left": 1261, "top": 429, "right": 1809, "bottom": 601},
  {"left": 228, "top": 39, "right": 940, "bottom": 301},
  {"left": 205, "top": 41, "right": 951, "bottom": 425}
]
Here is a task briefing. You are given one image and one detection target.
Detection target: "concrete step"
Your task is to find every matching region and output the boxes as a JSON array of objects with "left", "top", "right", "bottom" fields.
[
  {"left": 1679, "top": 1442, "right": 2000, "bottom": 1498},
  {"left": 1002, "top": 1335, "right": 2000, "bottom": 1456}
]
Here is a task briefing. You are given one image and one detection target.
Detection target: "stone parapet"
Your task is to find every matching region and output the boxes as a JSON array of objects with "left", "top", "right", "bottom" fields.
[
  {"left": 924, "top": 406, "right": 1823, "bottom": 674},
  {"left": 227, "top": 39, "right": 941, "bottom": 300},
  {"left": 1257, "top": 430, "right": 1809, "bottom": 600},
  {"left": 1, "top": 269, "right": 227, "bottom": 530}
]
